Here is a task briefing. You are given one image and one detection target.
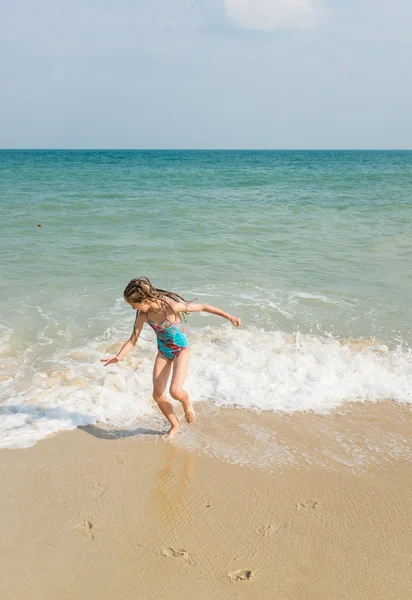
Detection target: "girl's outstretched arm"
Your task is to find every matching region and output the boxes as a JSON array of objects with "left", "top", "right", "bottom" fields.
[
  {"left": 171, "top": 300, "right": 241, "bottom": 327},
  {"left": 101, "top": 311, "right": 146, "bottom": 366}
]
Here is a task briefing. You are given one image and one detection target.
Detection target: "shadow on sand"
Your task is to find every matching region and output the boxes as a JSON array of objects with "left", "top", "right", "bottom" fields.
[{"left": 78, "top": 424, "right": 164, "bottom": 440}]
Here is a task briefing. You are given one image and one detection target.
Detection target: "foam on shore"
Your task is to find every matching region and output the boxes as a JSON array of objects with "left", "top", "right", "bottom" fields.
[{"left": 1, "top": 324, "right": 411, "bottom": 450}]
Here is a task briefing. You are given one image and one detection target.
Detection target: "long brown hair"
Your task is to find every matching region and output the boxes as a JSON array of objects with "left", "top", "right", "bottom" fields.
[{"left": 124, "top": 277, "right": 189, "bottom": 322}]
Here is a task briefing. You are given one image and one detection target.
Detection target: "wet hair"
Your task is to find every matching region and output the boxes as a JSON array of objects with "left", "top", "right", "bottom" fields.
[
  {"left": 124, "top": 276, "right": 188, "bottom": 306},
  {"left": 124, "top": 276, "right": 192, "bottom": 327}
]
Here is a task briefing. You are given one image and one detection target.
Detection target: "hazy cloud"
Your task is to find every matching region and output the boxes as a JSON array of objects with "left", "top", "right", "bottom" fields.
[{"left": 224, "top": 0, "right": 328, "bottom": 31}]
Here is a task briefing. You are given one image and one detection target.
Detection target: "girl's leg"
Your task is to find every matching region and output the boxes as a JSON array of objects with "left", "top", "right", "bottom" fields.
[
  {"left": 152, "top": 352, "right": 179, "bottom": 436},
  {"left": 169, "top": 349, "right": 195, "bottom": 424}
]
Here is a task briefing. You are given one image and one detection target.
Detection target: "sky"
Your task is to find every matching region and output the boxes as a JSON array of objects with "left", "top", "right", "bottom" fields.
[{"left": 0, "top": 0, "right": 411, "bottom": 149}]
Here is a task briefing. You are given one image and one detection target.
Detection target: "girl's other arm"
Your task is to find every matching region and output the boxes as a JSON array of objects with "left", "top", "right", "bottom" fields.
[
  {"left": 101, "top": 312, "right": 146, "bottom": 366},
  {"left": 172, "top": 301, "right": 241, "bottom": 327}
]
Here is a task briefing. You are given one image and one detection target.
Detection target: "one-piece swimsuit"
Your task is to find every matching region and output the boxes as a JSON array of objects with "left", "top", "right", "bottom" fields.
[{"left": 147, "top": 301, "right": 189, "bottom": 360}]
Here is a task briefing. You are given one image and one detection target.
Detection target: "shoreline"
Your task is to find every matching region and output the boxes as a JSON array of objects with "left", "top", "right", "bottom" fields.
[{"left": 1, "top": 402, "right": 412, "bottom": 599}]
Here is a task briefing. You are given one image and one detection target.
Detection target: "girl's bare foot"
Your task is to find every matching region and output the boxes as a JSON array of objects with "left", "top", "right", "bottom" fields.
[
  {"left": 183, "top": 400, "right": 196, "bottom": 424},
  {"left": 164, "top": 424, "right": 180, "bottom": 438}
]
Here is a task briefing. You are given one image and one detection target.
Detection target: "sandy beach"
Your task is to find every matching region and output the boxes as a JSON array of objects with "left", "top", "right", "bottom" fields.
[
  {"left": 2, "top": 1, "right": 412, "bottom": 594},
  {"left": 1, "top": 402, "right": 412, "bottom": 600}
]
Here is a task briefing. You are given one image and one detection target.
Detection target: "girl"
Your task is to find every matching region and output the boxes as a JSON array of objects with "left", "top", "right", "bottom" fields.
[{"left": 101, "top": 277, "right": 241, "bottom": 437}]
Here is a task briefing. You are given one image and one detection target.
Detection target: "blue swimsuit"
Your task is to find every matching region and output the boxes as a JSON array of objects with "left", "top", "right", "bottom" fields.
[{"left": 147, "top": 302, "right": 189, "bottom": 360}]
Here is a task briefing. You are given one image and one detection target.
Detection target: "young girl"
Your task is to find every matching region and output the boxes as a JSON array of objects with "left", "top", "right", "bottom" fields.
[{"left": 101, "top": 277, "right": 241, "bottom": 437}]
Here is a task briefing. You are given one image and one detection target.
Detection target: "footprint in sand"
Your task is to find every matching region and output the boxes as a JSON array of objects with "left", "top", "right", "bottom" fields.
[
  {"left": 75, "top": 520, "right": 95, "bottom": 541},
  {"left": 257, "top": 524, "right": 282, "bottom": 536},
  {"left": 93, "top": 483, "right": 109, "bottom": 499},
  {"left": 296, "top": 500, "right": 318, "bottom": 511},
  {"left": 228, "top": 569, "right": 257, "bottom": 582},
  {"left": 161, "top": 546, "right": 196, "bottom": 566}
]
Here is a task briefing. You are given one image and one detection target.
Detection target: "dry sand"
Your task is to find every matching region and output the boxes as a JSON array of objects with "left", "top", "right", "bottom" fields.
[{"left": 1, "top": 403, "right": 412, "bottom": 600}]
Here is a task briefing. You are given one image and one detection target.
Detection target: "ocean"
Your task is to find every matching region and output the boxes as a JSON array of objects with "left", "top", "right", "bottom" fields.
[{"left": 1, "top": 150, "right": 411, "bottom": 459}]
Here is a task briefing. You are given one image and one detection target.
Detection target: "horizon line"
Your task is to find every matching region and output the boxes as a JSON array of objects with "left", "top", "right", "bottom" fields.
[{"left": 1, "top": 148, "right": 411, "bottom": 152}]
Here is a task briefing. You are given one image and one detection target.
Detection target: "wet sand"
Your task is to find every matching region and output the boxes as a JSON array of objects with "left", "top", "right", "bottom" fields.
[{"left": 1, "top": 403, "right": 412, "bottom": 599}]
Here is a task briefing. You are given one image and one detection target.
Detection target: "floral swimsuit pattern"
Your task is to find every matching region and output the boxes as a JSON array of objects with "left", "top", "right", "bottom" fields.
[{"left": 147, "top": 302, "right": 189, "bottom": 360}]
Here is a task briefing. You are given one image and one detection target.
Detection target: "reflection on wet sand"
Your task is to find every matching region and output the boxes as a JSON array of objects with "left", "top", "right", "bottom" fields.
[{"left": 152, "top": 443, "right": 196, "bottom": 531}]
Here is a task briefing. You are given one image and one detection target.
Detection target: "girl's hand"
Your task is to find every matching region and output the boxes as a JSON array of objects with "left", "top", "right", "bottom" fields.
[
  {"left": 100, "top": 356, "right": 119, "bottom": 367},
  {"left": 229, "top": 315, "right": 241, "bottom": 327}
]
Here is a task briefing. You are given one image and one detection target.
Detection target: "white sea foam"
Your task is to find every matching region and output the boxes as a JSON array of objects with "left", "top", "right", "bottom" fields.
[
  {"left": 188, "top": 327, "right": 412, "bottom": 408},
  {"left": 1, "top": 324, "right": 411, "bottom": 449}
]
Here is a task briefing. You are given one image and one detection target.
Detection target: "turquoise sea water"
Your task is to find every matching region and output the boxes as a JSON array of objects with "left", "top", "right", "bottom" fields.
[{"left": 1, "top": 150, "right": 411, "bottom": 452}]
